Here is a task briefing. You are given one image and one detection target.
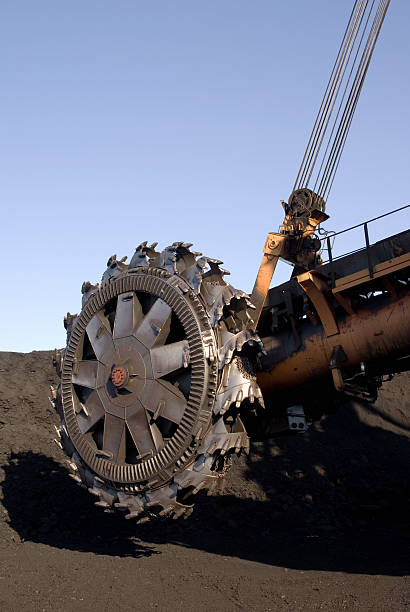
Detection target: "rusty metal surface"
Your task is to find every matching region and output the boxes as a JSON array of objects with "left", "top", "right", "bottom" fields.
[
  {"left": 257, "top": 288, "right": 410, "bottom": 395},
  {"left": 250, "top": 233, "right": 287, "bottom": 329}
]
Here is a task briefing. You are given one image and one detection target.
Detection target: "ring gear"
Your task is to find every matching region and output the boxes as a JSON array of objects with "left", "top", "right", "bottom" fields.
[{"left": 52, "top": 242, "right": 264, "bottom": 521}]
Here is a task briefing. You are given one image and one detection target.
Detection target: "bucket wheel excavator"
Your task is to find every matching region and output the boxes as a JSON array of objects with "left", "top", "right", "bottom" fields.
[{"left": 51, "top": 0, "right": 410, "bottom": 522}]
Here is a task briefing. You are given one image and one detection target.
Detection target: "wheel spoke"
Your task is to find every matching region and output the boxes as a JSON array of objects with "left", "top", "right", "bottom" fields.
[
  {"left": 151, "top": 340, "right": 189, "bottom": 378},
  {"left": 72, "top": 360, "right": 99, "bottom": 389},
  {"left": 77, "top": 390, "right": 105, "bottom": 433},
  {"left": 86, "top": 312, "right": 115, "bottom": 364},
  {"left": 103, "top": 413, "right": 126, "bottom": 463},
  {"left": 113, "top": 293, "right": 143, "bottom": 339},
  {"left": 142, "top": 379, "right": 187, "bottom": 425},
  {"left": 133, "top": 298, "right": 172, "bottom": 349},
  {"left": 126, "top": 401, "right": 162, "bottom": 457}
]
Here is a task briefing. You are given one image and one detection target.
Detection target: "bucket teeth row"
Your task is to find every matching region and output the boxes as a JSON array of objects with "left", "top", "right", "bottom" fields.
[
  {"left": 197, "top": 417, "right": 249, "bottom": 456},
  {"left": 52, "top": 240, "right": 263, "bottom": 522},
  {"left": 214, "top": 358, "right": 264, "bottom": 415},
  {"left": 218, "top": 329, "right": 264, "bottom": 368}
]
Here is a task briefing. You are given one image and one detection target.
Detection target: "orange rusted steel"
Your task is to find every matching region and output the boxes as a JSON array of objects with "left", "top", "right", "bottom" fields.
[
  {"left": 250, "top": 233, "right": 287, "bottom": 330},
  {"left": 256, "top": 289, "right": 410, "bottom": 395}
]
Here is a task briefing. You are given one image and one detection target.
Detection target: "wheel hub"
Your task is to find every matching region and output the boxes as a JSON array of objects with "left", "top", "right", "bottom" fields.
[{"left": 111, "top": 366, "right": 128, "bottom": 388}]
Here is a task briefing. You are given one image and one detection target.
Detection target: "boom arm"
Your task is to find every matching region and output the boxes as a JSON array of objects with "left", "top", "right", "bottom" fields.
[{"left": 251, "top": 0, "right": 390, "bottom": 327}]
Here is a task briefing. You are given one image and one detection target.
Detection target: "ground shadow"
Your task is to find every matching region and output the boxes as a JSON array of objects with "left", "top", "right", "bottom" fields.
[
  {"left": 1, "top": 399, "right": 409, "bottom": 574},
  {"left": 1, "top": 452, "right": 157, "bottom": 558}
]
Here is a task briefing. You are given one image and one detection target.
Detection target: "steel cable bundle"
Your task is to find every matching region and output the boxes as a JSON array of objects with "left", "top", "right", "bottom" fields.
[{"left": 292, "top": 0, "right": 390, "bottom": 208}]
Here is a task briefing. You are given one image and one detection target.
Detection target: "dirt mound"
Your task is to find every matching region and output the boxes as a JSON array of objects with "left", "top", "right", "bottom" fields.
[{"left": 0, "top": 350, "right": 409, "bottom": 611}]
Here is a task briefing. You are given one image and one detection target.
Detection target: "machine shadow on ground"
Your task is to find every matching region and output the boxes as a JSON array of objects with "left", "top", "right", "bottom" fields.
[{"left": 1, "top": 400, "right": 409, "bottom": 575}]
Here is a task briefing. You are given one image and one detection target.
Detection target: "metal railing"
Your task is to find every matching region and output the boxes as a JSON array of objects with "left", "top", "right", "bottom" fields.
[{"left": 318, "top": 204, "right": 410, "bottom": 287}]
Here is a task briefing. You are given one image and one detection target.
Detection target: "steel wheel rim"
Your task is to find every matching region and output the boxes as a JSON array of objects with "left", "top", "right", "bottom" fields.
[{"left": 61, "top": 270, "right": 217, "bottom": 485}]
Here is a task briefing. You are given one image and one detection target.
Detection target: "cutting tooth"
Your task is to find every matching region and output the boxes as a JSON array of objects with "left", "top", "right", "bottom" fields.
[
  {"left": 145, "top": 500, "right": 160, "bottom": 509},
  {"left": 137, "top": 516, "right": 150, "bottom": 525},
  {"left": 255, "top": 387, "right": 265, "bottom": 408},
  {"left": 49, "top": 385, "right": 57, "bottom": 399},
  {"left": 220, "top": 399, "right": 231, "bottom": 415},
  {"left": 248, "top": 385, "right": 255, "bottom": 403},
  {"left": 192, "top": 482, "right": 206, "bottom": 495},
  {"left": 184, "top": 507, "right": 194, "bottom": 519},
  {"left": 173, "top": 508, "right": 186, "bottom": 520},
  {"left": 95, "top": 500, "right": 110, "bottom": 508},
  {"left": 159, "top": 505, "right": 174, "bottom": 517},
  {"left": 66, "top": 460, "right": 78, "bottom": 472},
  {"left": 220, "top": 438, "right": 231, "bottom": 456},
  {"left": 53, "top": 438, "right": 63, "bottom": 449},
  {"left": 54, "top": 425, "right": 61, "bottom": 438},
  {"left": 88, "top": 487, "right": 101, "bottom": 498},
  {"left": 115, "top": 502, "right": 130, "bottom": 510},
  {"left": 125, "top": 511, "right": 143, "bottom": 520},
  {"left": 235, "top": 389, "right": 243, "bottom": 407},
  {"left": 69, "top": 473, "right": 82, "bottom": 484}
]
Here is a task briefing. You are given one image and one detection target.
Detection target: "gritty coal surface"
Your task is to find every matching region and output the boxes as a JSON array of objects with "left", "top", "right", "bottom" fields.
[{"left": 0, "top": 350, "right": 409, "bottom": 611}]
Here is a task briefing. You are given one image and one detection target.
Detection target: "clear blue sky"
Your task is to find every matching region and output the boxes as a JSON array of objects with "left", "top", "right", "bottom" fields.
[{"left": 1, "top": 0, "right": 409, "bottom": 352}]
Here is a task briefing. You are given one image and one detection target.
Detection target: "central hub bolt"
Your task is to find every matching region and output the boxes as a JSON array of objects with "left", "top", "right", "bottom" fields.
[{"left": 111, "top": 366, "right": 128, "bottom": 388}]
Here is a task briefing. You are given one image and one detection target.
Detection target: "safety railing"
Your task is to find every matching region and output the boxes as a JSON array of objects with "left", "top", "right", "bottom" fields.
[{"left": 318, "top": 204, "right": 410, "bottom": 288}]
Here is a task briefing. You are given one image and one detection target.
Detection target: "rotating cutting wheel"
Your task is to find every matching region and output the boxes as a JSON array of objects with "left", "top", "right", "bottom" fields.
[{"left": 52, "top": 242, "right": 264, "bottom": 521}]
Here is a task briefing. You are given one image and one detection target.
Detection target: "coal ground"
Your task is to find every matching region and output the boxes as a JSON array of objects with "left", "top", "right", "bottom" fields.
[{"left": 0, "top": 350, "right": 409, "bottom": 611}]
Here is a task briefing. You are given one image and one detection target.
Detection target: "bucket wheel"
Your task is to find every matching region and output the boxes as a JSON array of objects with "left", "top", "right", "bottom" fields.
[{"left": 53, "top": 242, "right": 264, "bottom": 521}]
